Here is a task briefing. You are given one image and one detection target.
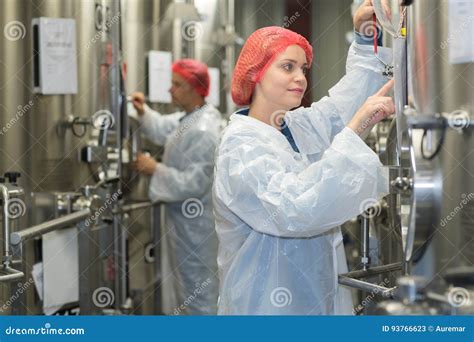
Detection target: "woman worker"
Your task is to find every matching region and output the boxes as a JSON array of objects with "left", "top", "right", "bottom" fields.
[{"left": 213, "top": 1, "right": 394, "bottom": 315}]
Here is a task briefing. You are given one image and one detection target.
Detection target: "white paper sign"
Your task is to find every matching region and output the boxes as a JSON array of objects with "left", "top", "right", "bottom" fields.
[
  {"left": 31, "top": 262, "right": 44, "bottom": 301},
  {"left": 42, "top": 227, "right": 79, "bottom": 315},
  {"left": 448, "top": 0, "right": 474, "bottom": 64},
  {"left": 148, "top": 51, "right": 172, "bottom": 103},
  {"left": 206, "top": 67, "right": 220, "bottom": 108},
  {"left": 33, "top": 17, "right": 78, "bottom": 94}
]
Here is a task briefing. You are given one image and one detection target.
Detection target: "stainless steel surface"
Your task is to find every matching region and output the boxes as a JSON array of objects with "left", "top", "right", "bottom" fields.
[
  {"left": 372, "top": 0, "right": 473, "bottom": 315},
  {"left": 407, "top": 0, "right": 474, "bottom": 117},
  {"left": 383, "top": 116, "right": 443, "bottom": 265},
  {"left": 0, "top": 0, "right": 163, "bottom": 315},
  {"left": 10, "top": 208, "right": 91, "bottom": 245},
  {"left": 28, "top": 0, "right": 87, "bottom": 192},
  {"left": 0, "top": 0, "right": 32, "bottom": 190},
  {"left": 121, "top": 0, "right": 161, "bottom": 94},
  {"left": 404, "top": 132, "right": 443, "bottom": 263},
  {"left": 406, "top": 0, "right": 473, "bottom": 275},
  {"left": 382, "top": 119, "right": 408, "bottom": 266}
]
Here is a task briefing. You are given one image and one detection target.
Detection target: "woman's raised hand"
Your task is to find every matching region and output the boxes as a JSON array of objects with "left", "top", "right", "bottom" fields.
[{"left": 347, "top": 79, "right": 395, "bottom": 139}]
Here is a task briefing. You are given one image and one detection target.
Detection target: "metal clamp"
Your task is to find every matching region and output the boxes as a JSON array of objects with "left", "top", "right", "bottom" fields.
[{"left": 338, "top": 262, "right": 403, "bottom": 298}]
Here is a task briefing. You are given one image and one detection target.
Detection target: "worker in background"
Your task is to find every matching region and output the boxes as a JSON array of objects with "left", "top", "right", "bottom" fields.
[
  {"left": 131, "top": 59, "right": 221, "bottom": 315},
  {"left": 213, "top": 0, "right": 394, "bottom": 315}
]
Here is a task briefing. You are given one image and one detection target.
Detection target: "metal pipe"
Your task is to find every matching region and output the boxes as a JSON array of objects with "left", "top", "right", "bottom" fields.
[
  {"left": 393, "top": 37, "right": 407, "bottom": 160},
  {"left": 426, "top": 291, "right": 450, "bottom": 304},
  {"left": 340, "top": 262, "right": 403, "bottom": 279},
  {"left": 10, "top": 209, "right": 91, "bottom": 246},
  {"left": 361, "top": 213, "right": 370, "bottom": 271},
  {"left": 339, "top": 276, "right": 395, "bottom": 298},
  {"left": 0, "top": 184, "right": 10, "bottom": 265},
  {"left": 113, "top": 201, "right": 152, "bottom": 214},
  {"left": 225, "top": 0, "right": 236, "bottom": 117},
  {"left": 0, "top": 266, "right": 24, "bottom": 283}
]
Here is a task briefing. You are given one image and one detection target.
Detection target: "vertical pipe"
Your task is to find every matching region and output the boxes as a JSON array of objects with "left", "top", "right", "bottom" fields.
[
  {"left": 104, "top": 0, "right": 126, "bottom": 310},
  {"left": 225, "top": 0, "right": 236, "bottom": 117},
  {"left": 153, "top": 204, "right": 163, "bottom": 314},
  {"left": 0, "top": 185, "right": 10, "bottom": 266},
  {"left": 361, "top": 214, "right": 370, "bottom": 271},
  {"left": 393, "top": 37, "right": 407, "bottom": 161}
]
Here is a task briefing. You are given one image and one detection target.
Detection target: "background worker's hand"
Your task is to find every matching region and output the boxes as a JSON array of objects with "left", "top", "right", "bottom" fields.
[
  {"left": 132, "top": 153, "right": 158, "bottom": 176},
  {"left": 348, "top": 80, "right": 395, "bottom": 140},
  {"left": 130, "top": 92, "right": 146, "bottom": 116}
]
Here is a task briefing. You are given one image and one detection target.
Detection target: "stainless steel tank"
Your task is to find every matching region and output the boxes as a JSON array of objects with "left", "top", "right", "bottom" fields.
[
  {"left": 407, "top": 0, "right": 474, "bottom": 275},
  {"left": 26, "top": 0, "right": 89, "bottom": 192},
  {"left": 0, "top": 0, "right": 131, "bottom": 314},
  {"left": 0, "top": 0, "right": 38, "bottom": 315}
]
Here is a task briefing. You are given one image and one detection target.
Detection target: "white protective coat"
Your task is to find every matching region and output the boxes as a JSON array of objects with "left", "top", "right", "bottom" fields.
[
  {"left": 140, "top": 103, "right": 222, "bottom": 314},
  {"left": 213, "top": 42, "right": 392, "bottom": 315}
]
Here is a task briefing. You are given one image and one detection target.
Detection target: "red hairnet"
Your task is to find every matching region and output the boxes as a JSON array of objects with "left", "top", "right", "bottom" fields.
[
  {"left": 232, "top": 26, "right": 313, "bottom": 106},
  {"left": 172, "top": 59, "right": 210, "bottom": 97}
]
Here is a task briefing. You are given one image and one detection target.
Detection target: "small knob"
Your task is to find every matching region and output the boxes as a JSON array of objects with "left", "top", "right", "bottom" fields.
[{"left": 4, "top": 172, "right": 21, "bottom": 184}]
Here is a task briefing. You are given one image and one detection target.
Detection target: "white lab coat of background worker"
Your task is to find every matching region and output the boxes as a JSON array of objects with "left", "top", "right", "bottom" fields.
[{"left": 131, "top": 59, "right": 222, "bottom": 315}]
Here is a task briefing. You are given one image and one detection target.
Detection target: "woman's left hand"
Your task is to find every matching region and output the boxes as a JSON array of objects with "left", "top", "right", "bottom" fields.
[
  {"left": 353, "top": 0, "right": 376, "bottom": 32},
  {"left": 132, "top": 153, "right": 158, "bottom": 176}
]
